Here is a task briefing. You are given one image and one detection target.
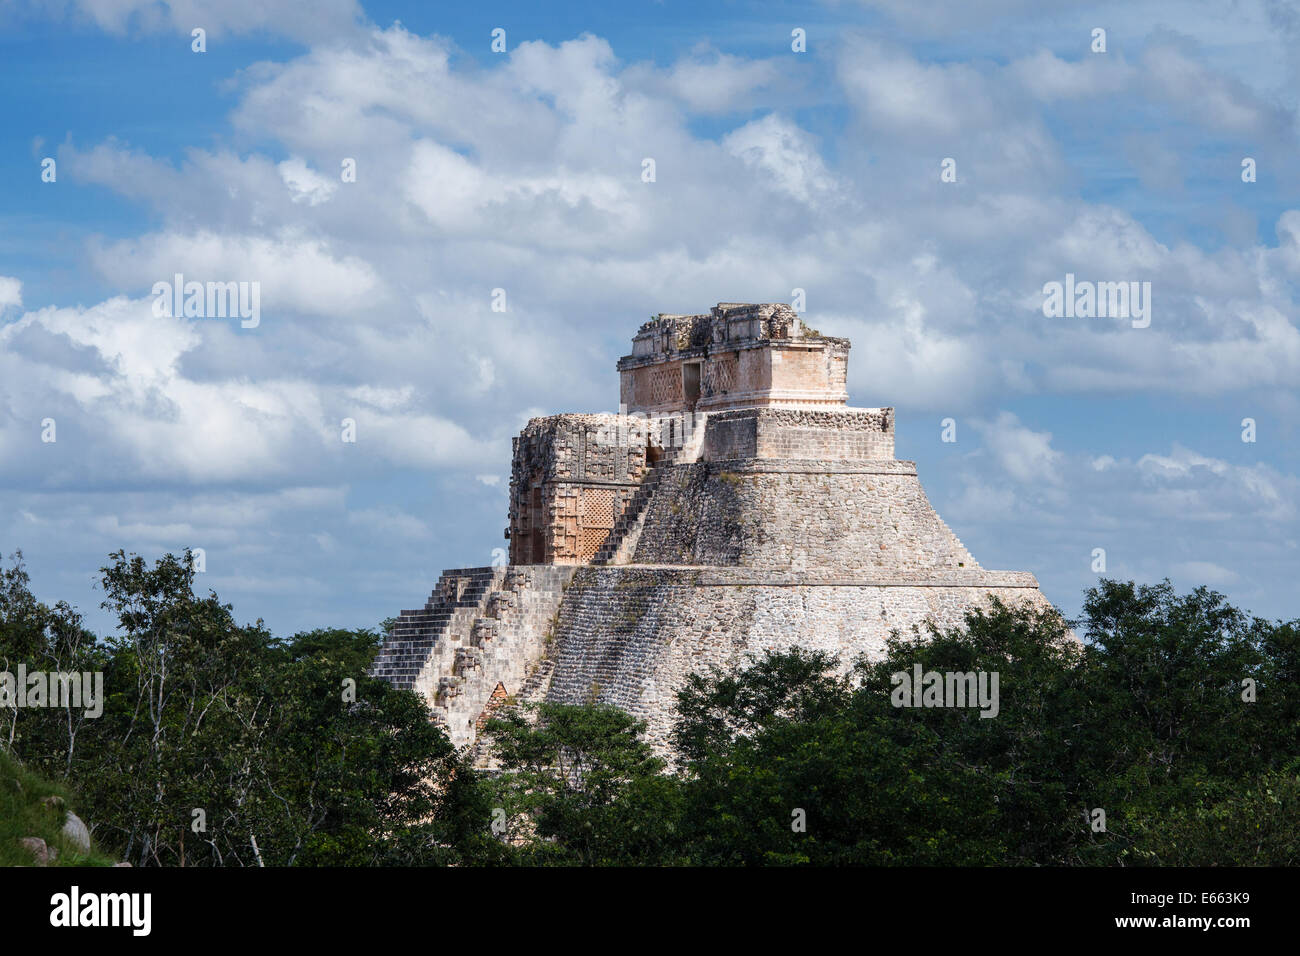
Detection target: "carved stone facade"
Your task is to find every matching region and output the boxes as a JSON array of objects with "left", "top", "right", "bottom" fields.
[
  {"left": 618, "top": 302, "right": 849, "bottom": 415},
  {"left": 373, "top": 303, "right": 1054, "bottom": 758},
  {"left": 507, "top": 414, "right": 657, "bottom": 565}
]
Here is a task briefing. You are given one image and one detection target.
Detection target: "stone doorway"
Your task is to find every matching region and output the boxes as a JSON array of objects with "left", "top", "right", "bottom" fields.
[{"left": 683, "top": 361, "right": 701, "bottom": 410}]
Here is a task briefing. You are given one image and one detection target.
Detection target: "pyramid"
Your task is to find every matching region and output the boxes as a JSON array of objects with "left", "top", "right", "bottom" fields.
[{"left": 372, "top": 304, "right": 1050, "bottom": 755}]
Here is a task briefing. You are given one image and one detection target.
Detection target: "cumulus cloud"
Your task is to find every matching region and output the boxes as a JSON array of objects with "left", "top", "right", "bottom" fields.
[
  {"left": 278, "top": 157, "right": 338, "bottom": 206},
  {"left": 838, "top": 40, "right": 1000, "bottom": 137},
  {"left": 0, "top": 277, "right": 22, "bottom": 311},
  {"left": 0, "top": 293, "right": 498, "bottom": 488},
  {"left": 628, "top": 44, "right": 784, "bottom": 114},
  {"left": 723, "top": 114, "right": 840, "bottom": 205},
  {"left": 28, "top": 0, "right": 366, "bottom": 43},
  {"left": 1009, "top": 49, "right": 1138, "bottom": 100},
  {"left": 87, "top": 231, "right": 382, "bottom": 318},
  {"left": 1137, "top": 445, "right": 1292, "bottom": 520},
  {"left": 973, "top": 412, "right": 1063, "bottom": 486},
  {"left": 6, "top": 13, "right": 1300, "bottom": 633},
  {"left": 32, "top": 22, "right": 1292, "bottom": 472},
  {"left": 1142, "top": 38, "right": 1291, "bottom": 136},
  {"left": 1171, "top": 560, "right": 1241, "bottom": 587}
]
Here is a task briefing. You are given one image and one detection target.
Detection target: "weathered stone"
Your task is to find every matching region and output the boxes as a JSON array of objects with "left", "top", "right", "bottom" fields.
[
  {"left": 373, "top": 302, "right": 1053, "bottom": 761},
  {"left": 508, "top": 415, "right": 654, "bottom": 565},
  {"left": 62, "top": 811, "right": 91, "bottom": 853},
  {"left": 619, "top": 303, "right": 849, "bottom": 415},
  {"left": 20, "top": 836, "right": 56, "bottom": 865}
]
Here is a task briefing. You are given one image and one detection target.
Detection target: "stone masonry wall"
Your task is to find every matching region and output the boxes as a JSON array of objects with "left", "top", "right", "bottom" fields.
[
  {"left": 701, "top": 407, "right": 894, "bottom": 461},
  {"left": 376, "top": 303, "right": 1056, "bottom": 764},
  {"left": 509, "top": 414, "right": 656, "bottom": 565},
  {"left": 546, "top": 566, "right": 1050, "bottom": 753},
  {"left": 618, "top": 303, "right": 851, "bottom": 415},
  {"left": 412, "top": 565, "right": 575, "bottom": 748},
  {"left": 631, "top": 461, "right": 978, "bottom": 571}
]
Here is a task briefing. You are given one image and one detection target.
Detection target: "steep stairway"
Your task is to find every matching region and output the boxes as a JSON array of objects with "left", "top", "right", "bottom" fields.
[
  {"left": 591, "top": 424, "right": 703, "bottom": 566},
  {"left": 370, "top": 567, "right": 503, "bottom": 689},
  {"left": 385, "top": 565, "right": 574, "bottom": 748}
]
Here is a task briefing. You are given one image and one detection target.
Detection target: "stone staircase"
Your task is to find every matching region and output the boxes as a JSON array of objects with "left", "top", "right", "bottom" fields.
[
  {"left": 371, "top": 567, "right": 503, "bottom": 689},
  {"left": 373, "top": 564, "right": 576, "bottom": 750},
  {"left": 591, "top": 420, "right": 705, "bottom": 566},
  {"left": 589, "top": 462, "right": 671, "bottom": 566}
]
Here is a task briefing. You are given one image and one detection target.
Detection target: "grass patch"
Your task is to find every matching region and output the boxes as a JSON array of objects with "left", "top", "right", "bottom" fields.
[{"left": 0, "top": 748, "right": 115, "bottom": 867}]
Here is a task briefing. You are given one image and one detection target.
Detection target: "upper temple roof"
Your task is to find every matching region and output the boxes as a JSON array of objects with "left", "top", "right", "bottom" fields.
[
  {"left": 617, "top": 303, "right": 851, "bottom": 414},
  {"left": 618, "top": 302, "right": 848, "bottom": 368}
]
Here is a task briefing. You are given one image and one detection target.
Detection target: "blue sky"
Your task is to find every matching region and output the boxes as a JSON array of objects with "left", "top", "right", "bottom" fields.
[{"left": 2, "top": 0, "right": 1298, "bottom": 638}]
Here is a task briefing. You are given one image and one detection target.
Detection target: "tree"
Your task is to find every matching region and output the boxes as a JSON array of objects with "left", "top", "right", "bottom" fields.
[
  {"left": 482, "top": 703, "right": 685, "bottom": 865},
  {"left": 11, "top": 551, "right": 466, "bottom": 866},
  {"left": 673, "top": 648, "right": 1006, "bottom": 865}
]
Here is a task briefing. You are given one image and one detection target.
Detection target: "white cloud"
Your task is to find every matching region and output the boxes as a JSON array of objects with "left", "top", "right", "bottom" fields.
[
  {"left": 1009, "top": 49, "right": 1138, "bottom": 100},
  {"left": 1171, "top": 560, "right": 1241, "bottom": 587},
  {"left": 0, "top": 293, "right": 498, "bottom": 486},
  {"left": 346, "top": 385, "right": 414, "bottom": 411},
  {"left": 0, "top": 277, "right": 21, "bottom": 311},
  {"left": 838, "top": 40, "right": 998, "bottom": 137},
  {"left": 1142, "top": 39, "right": 1286, "bottom": 135},
  {"left": 723, "top": 114, "right": 839, "bottom": 205},
  {"left": 32, "top": 0, "right": 366, "bottom": 43},
  {"left": 88, "top": 231, "right": 381, "bottom": 318},
  {"left": 6, "top": 18, "right": 1300, "bottom": 633},
  {"left": 278, "top": 157, "right": 338, "bottom": 206},
  {"left": 973, "top": 412, "right": 1063, "bottom": 486},
  {"left": 639, "top": 46, "right": 782, "bottom": 114},
  {"left": 1136, "top": 445, "right": 1291, "bottom": 520}
]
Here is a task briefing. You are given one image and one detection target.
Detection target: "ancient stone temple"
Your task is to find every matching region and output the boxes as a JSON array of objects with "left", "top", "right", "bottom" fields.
[{"left": 371, "top": 303, "right": 1051, "bottom": 756}]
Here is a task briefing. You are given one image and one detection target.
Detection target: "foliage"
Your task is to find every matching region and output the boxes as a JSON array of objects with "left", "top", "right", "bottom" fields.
[
  {"left": 482, "top": 580, "right": 1298, "bottom": 866},
  {"left": 482, "top": 703, "right": 685, "bottom": 865},
  {"left": 3, "top": 548, "right": 1297, "bottom": 867},
  {"left": 0, "top": 746, "right": 115, "bottom": 866},
  {"left": 1, "top": 550, "right": 461, "bottom": 866}
]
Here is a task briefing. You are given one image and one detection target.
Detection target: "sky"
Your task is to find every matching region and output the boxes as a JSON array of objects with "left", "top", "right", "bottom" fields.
[{"left": 1, "top": 0, "right": 1298, "bottom": 638}]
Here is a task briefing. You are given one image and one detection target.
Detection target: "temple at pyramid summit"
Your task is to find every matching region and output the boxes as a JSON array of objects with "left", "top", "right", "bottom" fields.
[{"left": 371, "top": 303, "right": 1051, "bottom": 756}]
